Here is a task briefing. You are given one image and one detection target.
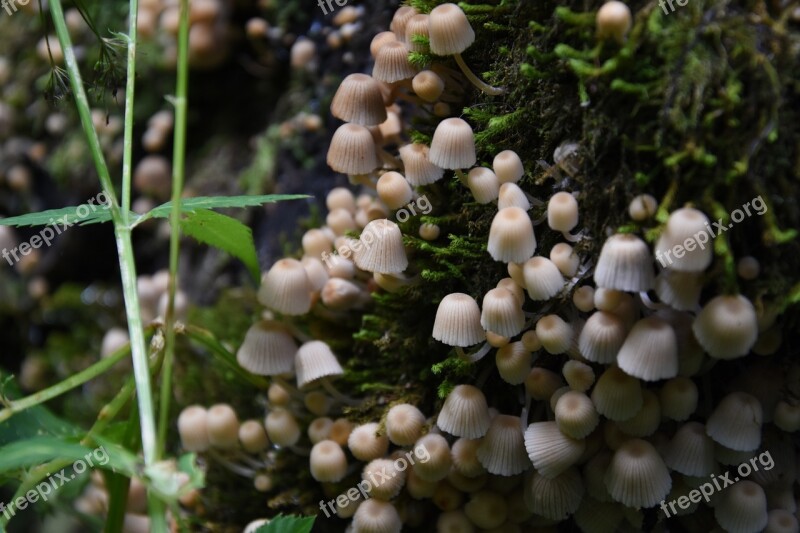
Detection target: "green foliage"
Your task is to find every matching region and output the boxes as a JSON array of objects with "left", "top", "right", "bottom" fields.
[
  {"left": 137, "top": 194, "right": 310, "bottom": 223},
  {"left": 179, "top": 209, "right": 261, "bottom": 282},
  {"left": 255, "top": 514, "right": 316, "bottom": 533},
  {"left": 0, "top": 437, "right": 139, "bottom": 480}
]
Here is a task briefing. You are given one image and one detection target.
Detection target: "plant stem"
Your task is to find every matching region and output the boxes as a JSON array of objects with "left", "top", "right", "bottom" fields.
[
  {"left": 157, "top": 0, "right": 190, "bottom": 460},
  {"left": 0, "top": 339, "right": 136, "bottom": 424},
  {"left": 49, "top": 1, "right": 119, "bottom": 210},
  {"left": 120, "top": 0, "right": 139, "bottom": 222},
  {"left": 50, "top": 0, "right": 164, "bottom": 529}
]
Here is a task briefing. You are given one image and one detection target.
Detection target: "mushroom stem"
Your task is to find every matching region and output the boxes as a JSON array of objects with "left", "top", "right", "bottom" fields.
[
  {"left": 453, "top": 53, "right": 504, "bottom": 96},
  {"left": 520, "top": 392, "right": 532, "bottom": 433},
  {"left": 283, "top": 321, "right": 312, "bottom": 343},
  {"left": 209, "top": 450, "right": 256, "bottom": 478},
  {"left": 321, "top": 377, "right": 362, "bottom": 407},
  {"left": 455, "top": 168, "right": 468, "bottom": 185},
  {"left": 348, "top": 173, "right": 376, "bottom": 189},
  {"left": 638, "top": 291, "right": 667, "bottom": 310},
  {"left": 455, "top": 343, "right": 492, "bottom": 363},
  {"left": 289, "top": 444, "right": 311, "bottom": 456},
  {"left": 272, "top": 375, "right": 303, "bottom": 399},
  {"left": 234, "top": 450, "right": 269, "bottom": 469},
  {"left": 525, "top": 192, "right": 544, "bottom": 207},
  {"left": 561, "top": 230, "right": 584, "bottom": 243}
]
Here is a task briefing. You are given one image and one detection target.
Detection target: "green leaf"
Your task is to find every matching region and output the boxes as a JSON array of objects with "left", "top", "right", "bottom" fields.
[
  {"left": 0, "top": 205, "right": 114, "bottom": 228},
  {"left": 255, "top": 514, "right": 316, "bottom": 533},
  {"left": 0, "top": 436, "right": 139, "bottom": 479},
  {"left": 140, "top": 194, "right": 309, "bottom": 222},
  {"left": 0, "top": 376, "right": 81, "bottom": 446},
  {"left": 179, "top": 209, "right": 261, "bottom": 281}
]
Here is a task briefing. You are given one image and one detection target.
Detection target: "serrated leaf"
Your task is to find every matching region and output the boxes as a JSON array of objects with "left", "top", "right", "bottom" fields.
[
  {"left": 141, "top": 194, "right": 309, "bottom": 222},
  {"left": 179, "top": 209, "right": 260, "bottom": 281},
  {"left": 0, "top": 436, "right": 139, "bottom": 479},
  {"left": 255, "top": 514, "right": 316, "bottom": 533},
  {"left": 0, "top": 205, "right": 114, "bottom": 228}
]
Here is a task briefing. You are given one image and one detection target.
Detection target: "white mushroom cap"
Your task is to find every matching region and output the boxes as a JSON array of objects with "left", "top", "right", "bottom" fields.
[
  {"left": 590, "top": 366, "right": 643, "bottom": 421},
  {"left": 354, "top": 219, "right": 408, "bottom": 274},
  {"left": 476, "top": 415, "right": 531, "bottom": 476},
  {"left": 706, "top": 392, "right": 763, "bottom": 451},
  {"left": 655, "top": 207, "right": 713, "bottom": 272},
  {"left": 206, "top": 403, "right": 239, "bottom": 450},
  {"left": 604, "top": 439, "right": 671, "bottom": 508},
  {"left": 524, "top": 421, "right": 585, "bottom": 478},
  {"left": 429, "top": 118, "right": 476, "bottom": 169},
  {"left": 535, "top": 315, "right": 573, "bottom": 355},
  {"left": 616, "top": 316, "right": 679, "bottom": 381},
  {"left": 555, "top": 391, "right": 599, "bottom": 440},
  {"left": 547, "top": 192, "right": 579, "bottom": 233},
  {"left": 258, "top": 258, "right": 312, "bottom": 315},
  {"left": 488, "top": 207, "right": 536, "bottom": 263},
  {"left": 177, "top": 405, "right": 209, "bottom": 452},
  {"left": 428, "top": 3, "right": 475, "bottom": 56},
  {"left": 654, "top": 269, "right": 702, "bottom": 311},
  {"left": 348, "top": 422, "right": 389, "bottom": 461},
  {"left": 523, "top": 467, "right": 583, "bottom": 520},
  {"left": 481, "top": 287, "right": 525, "bottom": 338},
  {"left": 376, "top": 171, "right": 413, "bottom": 210},
  {"left": 399, "top": 143, "right": 445, "bottom": 186},
  {"left": 497, "top": 182, "right": 530, "bottom": 210},
  {"left": 372, "top": 40, "right": 417, "bottom": 83},
  {"left": 467, "top": 167, "right": 500, "bottom": 204},
  {"left": 714, "top": 481, "right": 768, "bottom": 533},
  {"left": 385, "top": 403, "right": 426, "bottom": 446},
  {"left": 294, "top": 340, "right": 344, "bottom": 388},
  {"left": 236, "top": 321, "right": 297, "bottom": 377},
  {"left": 310, "top": 440, "right": 348, "bottom": 482},
  {"left": 352, "top": 499, "right": 402, "bottom": 533},
  {"left": 692, "top": 294, "right": 758, "bottom": 359},
  {"left": 327, "top": 123, "right": 379, "bottom": 175},
  {"left": 495, "top": 341, "right": 533, "bottom": 385},
  {"left": 362, "top": 458, "right": 406, "bottom": 499},
  {"left": 433, "top": 293, "right": 485, "bottom": 347},
  {"left": 663, "top": 422, "right": 715, "bottom": 477},
  {"left": 412, "top": 433, "right": 452, "bottom": 482},
  {"left": 523, "top": 257, "right": 564, "bottom": 301},
  {"left": 578, "top": 311, "right": 626, "bottom": 364},
  {"left": 493, "top": 150, "right": 524, "bottom": 184},
  {"left": 330, "top": 73, "right": 388, "bottom": 126},
  {"left": 265, "top": 408, "right": 301, "bottom": 447},
  {"left": 593, "top": 233, "right": 654, "bottom": 292},
  {"left": 436, "top": 384, "right": 491, "bottom": 438}
]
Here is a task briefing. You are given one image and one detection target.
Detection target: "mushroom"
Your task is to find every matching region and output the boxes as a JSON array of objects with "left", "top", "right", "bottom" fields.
[{"left": 428, "top": 3, "right": 504, "bottom": 96}]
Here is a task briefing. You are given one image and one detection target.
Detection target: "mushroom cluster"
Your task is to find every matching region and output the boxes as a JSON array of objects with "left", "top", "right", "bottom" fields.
[{"left": 172, "top": 3, "right": 797, "bottom": 532}]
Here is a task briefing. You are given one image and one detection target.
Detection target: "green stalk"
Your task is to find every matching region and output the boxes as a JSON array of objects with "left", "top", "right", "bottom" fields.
[
  {"left": 50, "top": 0, "right": 164, "bottom": 530},
  {"left": 0, "top": 339, "right": 136, "bottom": 424},
  {"left": 157, "top": 0, "right": 190, "bottom": 459}
]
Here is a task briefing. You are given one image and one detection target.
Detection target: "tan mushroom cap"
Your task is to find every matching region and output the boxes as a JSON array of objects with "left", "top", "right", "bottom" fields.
[
  {"left": 428, "top": 3, "right": 475, "bottom": 56},
  {"left": 429, "top": 117, "right": 476, "bottom": 169},
  {"left": 399, "top": 143, "right": 445, "bottom": 185},
  {"left": 327, "top": 123, "right": 379, "bottom": 175},
  {"left": 373, "top": 40, "right": 418, "bottom": 83},
  {"left": 331, "top": 74, "right": 388, "bottom": 126},
  {"left": 295, "top": 340, "right": 344, "bottom": 388}
]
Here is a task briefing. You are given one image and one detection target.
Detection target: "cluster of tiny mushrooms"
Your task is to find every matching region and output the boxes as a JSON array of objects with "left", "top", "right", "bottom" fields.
[{"left": 172, "top": 3, "right": 797, "bottom": 532}]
